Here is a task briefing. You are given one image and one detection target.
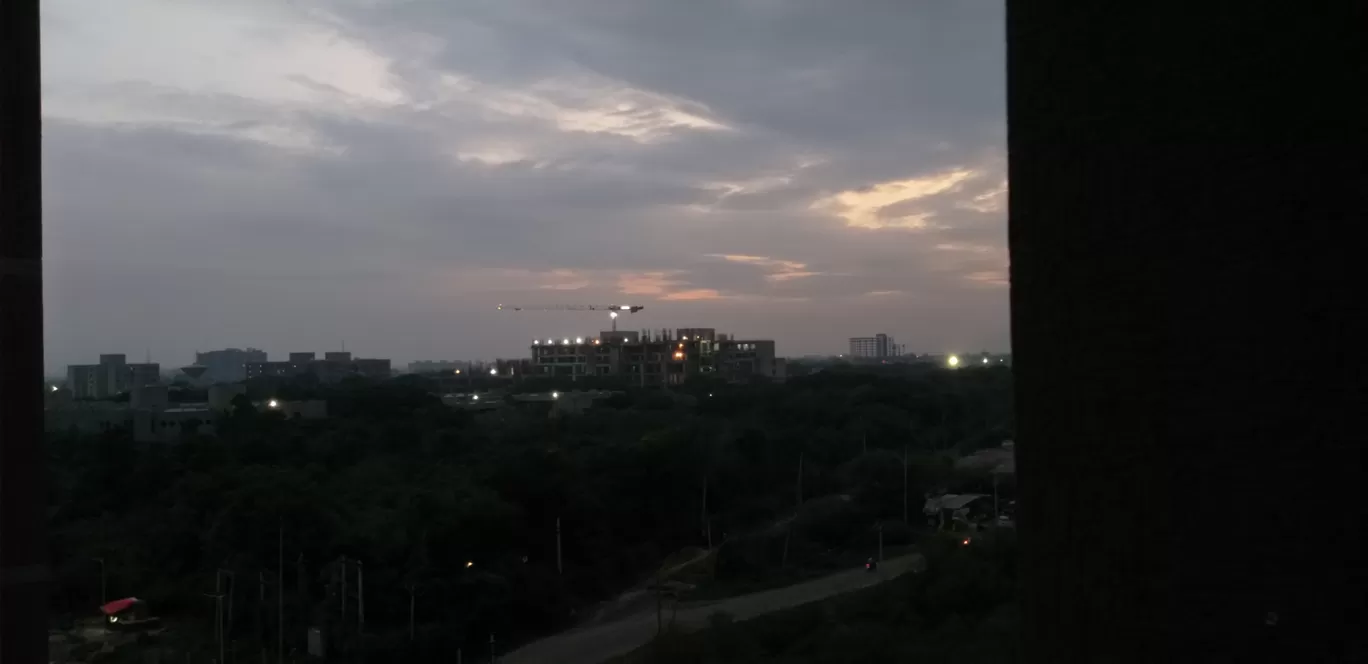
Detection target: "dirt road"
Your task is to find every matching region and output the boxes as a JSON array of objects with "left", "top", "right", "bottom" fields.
[{"left": 501, "top": 553, "right": 924, "bottom": 664}]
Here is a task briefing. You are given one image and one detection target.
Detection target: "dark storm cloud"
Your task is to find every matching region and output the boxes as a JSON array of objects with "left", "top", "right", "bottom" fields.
[{"left": 41, "top": 0, "right": 1006, "bottom": 370}]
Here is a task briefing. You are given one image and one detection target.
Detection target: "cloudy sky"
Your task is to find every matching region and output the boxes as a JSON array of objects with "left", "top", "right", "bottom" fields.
[{"left": 41, "top": 0, "right": 1006, "bottom": 372}]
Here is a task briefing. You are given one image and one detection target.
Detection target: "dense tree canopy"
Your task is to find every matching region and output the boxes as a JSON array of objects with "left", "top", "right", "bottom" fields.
[{"left": 47, "top": 364, "right": 1013, "bottom": 661}]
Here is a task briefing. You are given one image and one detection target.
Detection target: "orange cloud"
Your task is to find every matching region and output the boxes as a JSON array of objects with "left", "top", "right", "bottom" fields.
[
  {"left": 706, "top": 253, "right": 820, "bottom": 282},
  {"left": 661, "top": 288, "right": 728, "bottom": 301},
  {"left": 811, "top": 168, "right": 978, "bottom": 229},
  {"left": 965, "top": 271, "right": 1009, "bottom": 287},
  {"left": 616, "top": 271, "right": 687, "bottom": 296}
]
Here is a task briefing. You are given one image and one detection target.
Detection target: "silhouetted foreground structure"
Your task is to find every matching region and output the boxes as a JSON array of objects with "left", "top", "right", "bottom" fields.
[
  {"left": 1, "top": 0, "right": 48, "bottom": 662},
  {"left": 1008, "top": 2, "right": 1365, "bottom": 662}
]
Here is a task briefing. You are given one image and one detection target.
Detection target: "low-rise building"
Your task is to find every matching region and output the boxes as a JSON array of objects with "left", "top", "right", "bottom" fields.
[
  {"left": 259, "top": 399, "right": 328, "bottom": 419},
  {"left": 245, "top": 351, "right": 391, "bottom": 383},
  {"left": 408, "top": 360, "right": 469, "bottom": 374},
  {"left": 511, "top": 390, "right": 616, "bottom": 416}
]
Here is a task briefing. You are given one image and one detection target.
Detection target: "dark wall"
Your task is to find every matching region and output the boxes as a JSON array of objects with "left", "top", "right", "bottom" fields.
[
  {"left": 1008, "top": 2, "right": 1365, "bottom": 662},
  {"left": 1, "top": 1, "right": 48, "bottom": 663}
]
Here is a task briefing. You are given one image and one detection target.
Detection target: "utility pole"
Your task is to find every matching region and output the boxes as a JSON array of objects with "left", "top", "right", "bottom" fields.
[
  {"left": 257, "top": 572, "right": 266, "bottom": 647},
  {"left": 92, "top": 558, "right": 107, "bottom": 605},
  {"left": 700, "top": 476, "right": 709, "bottom": 542},
  {"left": 340, "top": 556, "right": 347, "bottom": 625},
  {"left": 877, "top": 523, "right": 884, "bottom": 562},
  {"left": 489, "top": 634, "right": 496, "bottom": 664},
  {"left": 217, "top": 569, "right": 235, "bottom": 637},
  {"left": 796, "top": 452, "right": 804, "bottom": 507},
  {"left": 902, "top": 446, "right": 909, "bottom": 524},
  {"left": 205, "top": 592, "right": 225, "bottom": 664},
  {"left": 993, "top": 471, "right": 1000, "bottom": 524},
  {"left": 357, "top": 560, "right": 365, "bottom": 635},
  {"left": 277, "top": 519, "right": 283, "bottom": 664},
  {"left": 555, "top": 518, "right": 563, "bottom": 575},
  {"left": 655, "top": 583, "right": 663, "bottom": 635},
  {"left": 406, "top": 584, "right": 415, "bottom": 642}
]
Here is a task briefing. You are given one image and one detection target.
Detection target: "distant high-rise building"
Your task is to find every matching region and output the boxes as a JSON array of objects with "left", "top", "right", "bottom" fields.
[
  {"left": 66, "top": 354, "right": 160, "bottom": 399},
  {"left": 196, "top": 348, "right": 268, "bottom": 383},
  {"left": 529, "top": 328, "right": 779, "bottom": 385},
  {"left": 849, "top": 334, "right": 897, "bottom": 359}
]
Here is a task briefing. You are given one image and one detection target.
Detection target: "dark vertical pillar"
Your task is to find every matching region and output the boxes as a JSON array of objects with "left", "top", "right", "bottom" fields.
[
  {"left": 0, "top": 0, "right": 49, "bottom": 662},
  {"left": 1009, "top": 2, "right": 1365, "bottom": 662}
]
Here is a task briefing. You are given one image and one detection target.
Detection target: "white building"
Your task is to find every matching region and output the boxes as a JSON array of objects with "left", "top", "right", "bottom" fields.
[{"left": 848, "top": 334, "right": 897, "bottom": 359}]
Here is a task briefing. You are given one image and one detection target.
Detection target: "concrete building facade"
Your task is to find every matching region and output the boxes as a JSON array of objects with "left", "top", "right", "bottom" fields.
[
  {"left": 195, "top": 348, "right": 268, "bottom": 383},
  {"left": 530, "top": 328, "right": 780, "bottom": 385},
  {"left": 849, "top": 334, "right": 898, "bottom": 359},
  {"left": 408, "top": 360, "right": 468, "bottom": 374},
  {"left": 245, "top": 352, "right": 391, "bottom": 383},
  {"left": 65, "top": 354, "right": 160, "bottom": 399}
]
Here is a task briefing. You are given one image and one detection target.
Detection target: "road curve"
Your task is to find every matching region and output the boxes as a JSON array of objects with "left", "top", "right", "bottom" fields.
[{"left": 502, "top": 553, "right": 924, "bottom": 664}]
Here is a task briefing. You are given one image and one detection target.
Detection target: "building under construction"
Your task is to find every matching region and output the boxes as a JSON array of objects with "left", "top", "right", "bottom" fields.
[{"left": 529, "top": 327, "right": 782, "bottom": 385}]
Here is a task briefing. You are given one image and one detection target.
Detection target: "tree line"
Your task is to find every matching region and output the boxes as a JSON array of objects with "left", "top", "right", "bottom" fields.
[{"left": 46, "top": 364, "right": 1013, "bottom": 662}]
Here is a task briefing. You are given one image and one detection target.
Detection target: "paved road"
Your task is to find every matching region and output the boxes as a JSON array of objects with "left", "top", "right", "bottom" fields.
[
  {"left": 501, "top": 553, "right": 924, "bottom": 664},
  {"left": 580, "top": 548, "right": 714, "bottom": 628}
]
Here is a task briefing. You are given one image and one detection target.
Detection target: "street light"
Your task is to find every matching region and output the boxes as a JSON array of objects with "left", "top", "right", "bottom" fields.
[
  {"left": 267, "top": 399, "right": 279, "bottom": 408},
  {"left": 489, "top": 368, "right": 498, "bottom": 375},
  {"left": 551, "top": 391, "right": 559, "bottom": 399},
  {"left": 947, "top": 355, "right": 960, "bottom": 368}
]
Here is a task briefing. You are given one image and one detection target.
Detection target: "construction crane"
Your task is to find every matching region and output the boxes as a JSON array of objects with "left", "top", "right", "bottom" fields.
[{"left": 497, "top": 304, "right": 645, "bottom": 331}]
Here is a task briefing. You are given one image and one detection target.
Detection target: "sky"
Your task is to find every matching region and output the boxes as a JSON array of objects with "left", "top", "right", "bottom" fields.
[{"left": 40, "top": 0, "right": 1006, "bottom": 373}]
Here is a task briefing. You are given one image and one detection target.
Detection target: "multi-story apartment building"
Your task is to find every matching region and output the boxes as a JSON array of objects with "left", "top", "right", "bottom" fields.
[
  {"left": 66, "top": 353, "right": 161, "bottom": 399},
  {"left": 195, "top": 348, "right": 268, "bottom": 383},
  {"left": 530, "top": 328, "right": 779, "bottom": 385},
  {"left": 849, "top": 333, "right": 898, "bottom": 359}
]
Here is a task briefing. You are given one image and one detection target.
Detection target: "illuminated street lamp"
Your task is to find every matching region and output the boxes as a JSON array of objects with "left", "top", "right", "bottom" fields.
[
  {"left": 551, "top": 391, "right": 560, "bottom": 399},
  {"left": 947, "top": 355, "right": 961, "bottom": 368},
  {"left": 489, "top": 368, "right": 498, "bottom": 375},
  {"left": 267, "top": 399, "right": 279, "bottom": 408}
]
